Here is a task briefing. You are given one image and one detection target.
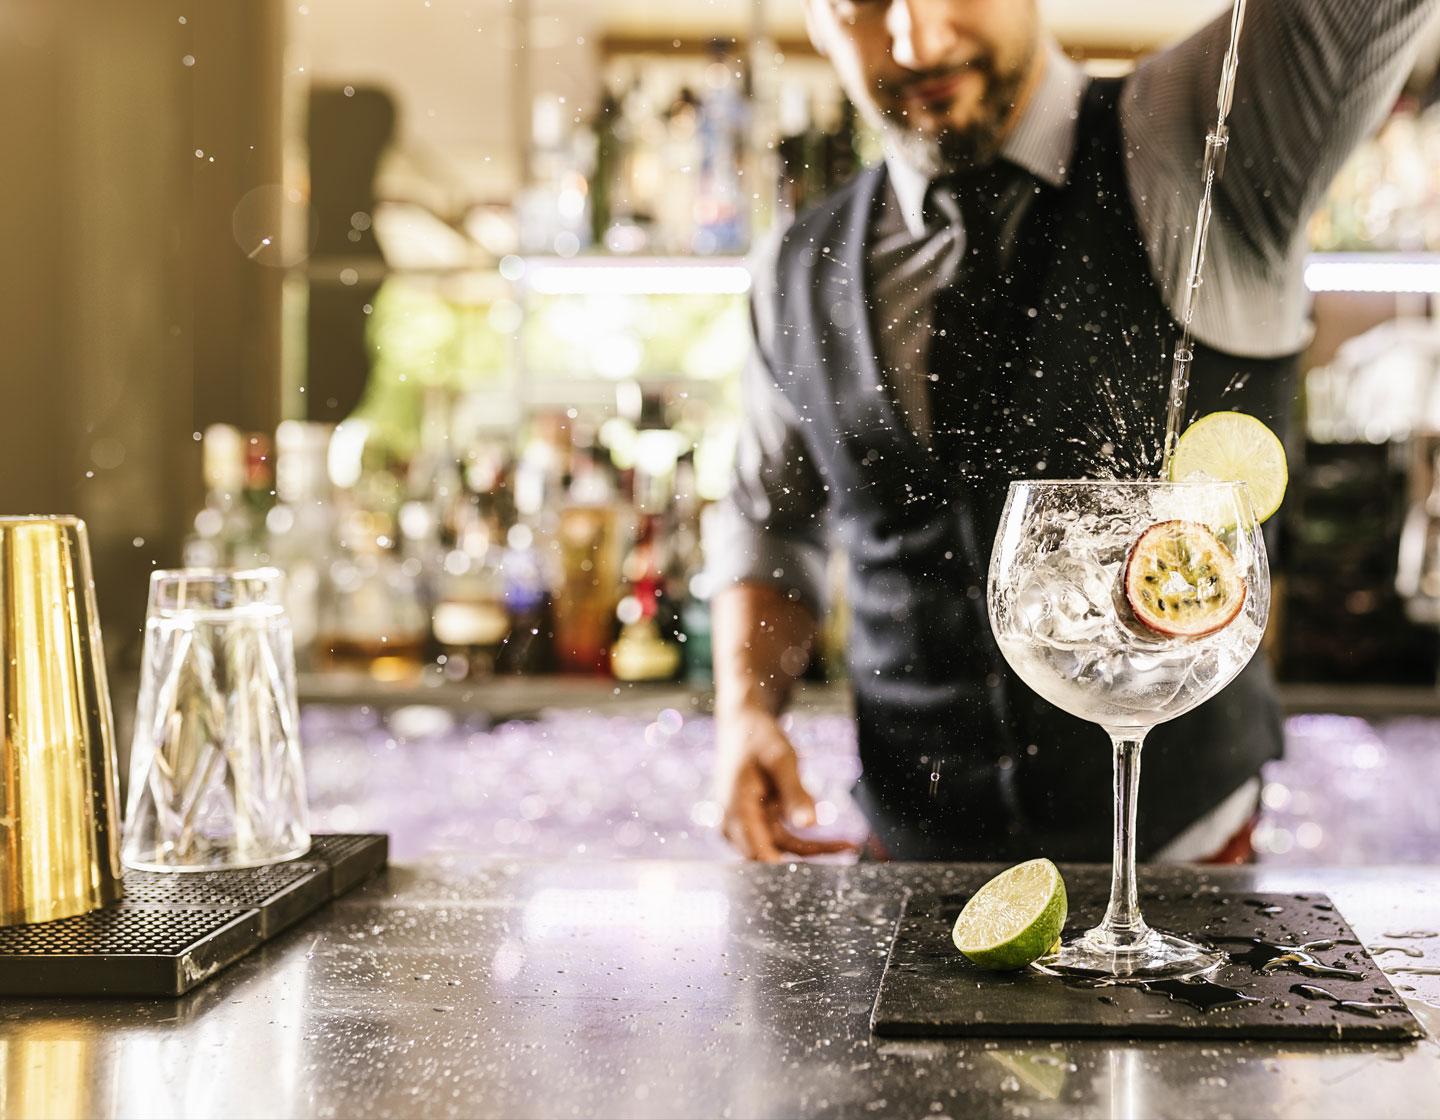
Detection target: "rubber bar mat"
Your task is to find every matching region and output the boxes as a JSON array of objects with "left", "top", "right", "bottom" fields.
[
  {"left": 0, "top": 832, "right": 387, "bottom": 998},
  {"left": 872, "top": 890, "right": 1424, "bottom": 1042}
]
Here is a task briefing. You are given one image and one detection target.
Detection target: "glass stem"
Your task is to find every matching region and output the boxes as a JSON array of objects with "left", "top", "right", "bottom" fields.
[{"left": 1100, "top": 735, "right": 1149, "bottom": 949}]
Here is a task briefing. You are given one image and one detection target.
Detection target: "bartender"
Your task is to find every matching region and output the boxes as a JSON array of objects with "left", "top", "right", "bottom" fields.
[{"left": 708, "top": 0, "right": 1436, "bottom": 861}]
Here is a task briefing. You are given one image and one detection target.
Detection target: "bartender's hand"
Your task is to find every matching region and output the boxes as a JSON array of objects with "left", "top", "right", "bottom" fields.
[{"left": 716, "top": 704, "right": 856, "bottom": 862}]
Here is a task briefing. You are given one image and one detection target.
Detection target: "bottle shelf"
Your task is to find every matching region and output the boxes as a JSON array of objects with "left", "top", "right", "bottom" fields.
[
  {"left": 309, "top": 251, "right": 1440, "bottom": 296},
  {"left": 303, "top": 253, "right": 751, "bottom": 296}
]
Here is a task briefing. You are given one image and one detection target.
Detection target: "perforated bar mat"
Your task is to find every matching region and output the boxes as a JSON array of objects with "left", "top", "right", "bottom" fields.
[
  {"left": 872, "top": 890, "right": 1424, "bottom": 1041},
  {"left": 0, "top": 833, "right": 387, "bottom": 998}
]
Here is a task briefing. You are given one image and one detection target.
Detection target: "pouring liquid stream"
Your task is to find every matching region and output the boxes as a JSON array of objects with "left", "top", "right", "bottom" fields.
[{"left": 1159, "top": 0, "right": 1249, "bottom": 477}]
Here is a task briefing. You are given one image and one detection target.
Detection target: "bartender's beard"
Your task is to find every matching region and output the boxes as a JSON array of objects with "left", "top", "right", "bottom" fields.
[{"left": 870, "top": 45, "right": 1036, "bottom": 177}]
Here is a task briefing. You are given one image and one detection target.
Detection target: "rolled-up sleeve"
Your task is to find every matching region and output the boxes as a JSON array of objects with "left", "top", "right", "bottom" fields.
[
  {"left": 1122, "top": 0, "right": 1439, "bottom": 357},
  {"left": 703, "top": 235, "right": 832, "bottom": 615}
]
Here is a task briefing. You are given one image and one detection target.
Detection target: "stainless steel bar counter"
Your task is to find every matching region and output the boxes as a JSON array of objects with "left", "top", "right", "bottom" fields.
[{"left": 3, "top": 859, "right": 1438, "bottom": 1119}]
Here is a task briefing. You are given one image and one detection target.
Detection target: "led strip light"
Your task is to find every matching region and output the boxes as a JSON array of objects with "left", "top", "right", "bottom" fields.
[{"left": 1304, "top": 254, "right": 1440, "bottom": 294}]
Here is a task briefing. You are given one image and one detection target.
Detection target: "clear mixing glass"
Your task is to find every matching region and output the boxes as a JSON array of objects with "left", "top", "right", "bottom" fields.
[{"left": 123, "top": 568, "right": 310, "bottom": 871}]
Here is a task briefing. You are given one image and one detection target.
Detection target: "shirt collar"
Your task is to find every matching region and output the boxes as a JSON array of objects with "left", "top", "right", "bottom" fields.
[{"left": 886, "top": 41, "right": 1088, "bottom": 238}]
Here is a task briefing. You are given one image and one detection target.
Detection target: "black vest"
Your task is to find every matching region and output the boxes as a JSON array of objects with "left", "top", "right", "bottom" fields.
[{"left": 766, "top": 78, "right": 1297, "bottom": 860}]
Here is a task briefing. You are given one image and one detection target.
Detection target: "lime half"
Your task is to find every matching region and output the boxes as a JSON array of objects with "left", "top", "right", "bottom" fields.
[
  {"left": 953, "top": 859, "right": 1068, "bottom": 971},
  {"left": 1169, "top": 411, "right": 1288, "bottom": 523}
]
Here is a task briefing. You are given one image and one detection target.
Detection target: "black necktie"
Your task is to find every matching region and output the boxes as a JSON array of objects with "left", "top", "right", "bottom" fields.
[{"left": 926, "top": 172, "right": 1008, "bottom": 474}]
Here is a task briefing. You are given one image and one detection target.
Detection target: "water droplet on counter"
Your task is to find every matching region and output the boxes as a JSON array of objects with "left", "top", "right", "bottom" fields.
[{"left": 1226, "top": 939, "right": 1364, "bottom": 981}]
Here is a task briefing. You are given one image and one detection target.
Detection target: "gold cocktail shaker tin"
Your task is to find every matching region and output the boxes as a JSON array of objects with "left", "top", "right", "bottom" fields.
[{"left": 0, "top": 516, "right": 123, "bottom": 925}]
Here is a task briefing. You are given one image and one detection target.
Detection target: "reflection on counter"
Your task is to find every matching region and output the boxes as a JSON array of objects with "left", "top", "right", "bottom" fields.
[
  {"left": 2, "top": 858, "right": 1437, "bottom": 1120},
  {"left": 0, "top": 930, "right": 311, "bottom": 1119}
]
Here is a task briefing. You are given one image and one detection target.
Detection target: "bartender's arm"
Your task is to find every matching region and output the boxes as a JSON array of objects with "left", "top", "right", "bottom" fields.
[
  {"left": 708, "top": 288, "right": 853, "bottom": 861},
  {"left": 713, "top": 584, "right": 848, "bottom": 860},
  {"left": 1126, "top": 0, "right": 1437, "bottom": 357}
]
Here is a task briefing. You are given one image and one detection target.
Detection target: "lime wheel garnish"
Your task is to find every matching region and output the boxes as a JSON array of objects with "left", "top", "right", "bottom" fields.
[
  {"left": 1124, "top": 520, "right": 1246, "bottom": 638},
  {"left": 1169, "top": 411, "right": 1288, "bottom": 523}
]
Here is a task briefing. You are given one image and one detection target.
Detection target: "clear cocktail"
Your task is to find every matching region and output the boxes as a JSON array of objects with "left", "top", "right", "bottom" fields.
[{"left": 987, "top": 479, "right": 1268, "bottom": 980}]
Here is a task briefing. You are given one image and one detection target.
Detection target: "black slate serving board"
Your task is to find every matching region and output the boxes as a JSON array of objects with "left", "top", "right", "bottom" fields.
[
  {"left": 872, "top": 890, "right": 1424, "bottom": 1041},
  {"left": 0, "top": 832, "right": 387, "bottom": 998}
]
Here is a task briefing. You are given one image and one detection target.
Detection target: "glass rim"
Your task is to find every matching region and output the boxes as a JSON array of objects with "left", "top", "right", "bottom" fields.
[
  {"left": 146, "top": 567, "right": 287, "bottom": 615},
  {"left": 1005, "top": 478, "right": 1251, "bottom": 490},
  {"left": 148, "top": 566, "right": 283, "bottom": 585},
  {"left": 0, "top": 514, "right": 83, "bottom": 526}
]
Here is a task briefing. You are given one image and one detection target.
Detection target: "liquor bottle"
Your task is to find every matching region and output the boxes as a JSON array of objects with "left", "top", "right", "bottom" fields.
[
  {"left": 743, "top": 40, "right": 778, "bottom": 245},
  {"left": 678, "top": 572, "right": 714, "bottom": 685},
  {"left": 496, "top": 522, "right": 555, "bottom": 675},
  {"left": 825, "top": 98, "right": 861, "bottom": 190},
  {"left": 776, "top": 85, "right": 828, "bottom": 219},
  {"left": 512, "top": 413, "right": 572, "bottom": 528},
  {"left": 694, "top": 41, "right": 750, "bottom": 254},
  {"left": 405, "top": 390, "right": 464, "bottom": 535},
  {"left": 667, "top": 454, "right": 712, "bottom": 683},
  {"left": 618, "top": 77, "right": 664, "bottom": 252},
  {"left": 316, "top": 506, "right": 431, "bottom": 682},
  {"left": 184, "top": 423, "right": 262, "bottom": 568},
  {"left": 589, "top": 75, "right": 661, "bottom": 254},
  {"left": 552, "top": 445, "right": 628, "bottom": 674},
  {"left": 517, "top": 94, "right": 591, "bottom": 256},
  {"left": 666, "top": 455, "right": 702, "bottom": 590},
  {"left": 610, "top": 513, "right": 683, "bottom": 683},
  {"left": 397, "top": 389, "right": 466, "bottom": 639},
  {"left": 1396, "top": 433, "right": 1440, "bottom": 625},
  {"left": 431, "top": 501, "right": 511, "bottom": 681},
  {"left": 242, "top": 433, "right": 276, "bottom": 540},
  {"left": 589, "top": 89, "right": 624, "bottom": 250},
  {"left": 657, "top": 87, "right": 702, "bottom": 255},
  {"left": 266, "top": 420, "right": 337, "bottom": 667}
]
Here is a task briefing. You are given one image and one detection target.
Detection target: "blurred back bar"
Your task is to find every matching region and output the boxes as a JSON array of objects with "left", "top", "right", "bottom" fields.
[
  {"left": 0, "top": 0, "right": 286, "bottom": 655},
  {"left": 1, "top": 0, "right": 1437, "bottom": 704}
]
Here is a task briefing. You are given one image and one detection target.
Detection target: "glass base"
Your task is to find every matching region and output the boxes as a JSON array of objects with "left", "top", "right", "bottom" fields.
[
  {"left": 122, "top": 840, "right": 310, "bottom": 874},
  {"left": 1031, "top": 926, "right": 1224, "bottom": 983}
]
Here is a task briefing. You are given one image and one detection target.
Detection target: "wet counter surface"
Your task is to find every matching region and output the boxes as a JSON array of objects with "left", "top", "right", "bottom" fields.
[{"left": 2, "top": 860, "right": 1438, "bottom": 1119}]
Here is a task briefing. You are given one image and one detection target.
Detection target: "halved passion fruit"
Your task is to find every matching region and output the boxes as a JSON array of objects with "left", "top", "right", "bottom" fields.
[{"left": 1123, "top": 520, "right": 1246, "bottom": 639}]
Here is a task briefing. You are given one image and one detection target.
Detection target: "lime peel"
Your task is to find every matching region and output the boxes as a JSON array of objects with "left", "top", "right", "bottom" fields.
[{"left": 952, "top": 858, "right": 1068, "bottom": 972}]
